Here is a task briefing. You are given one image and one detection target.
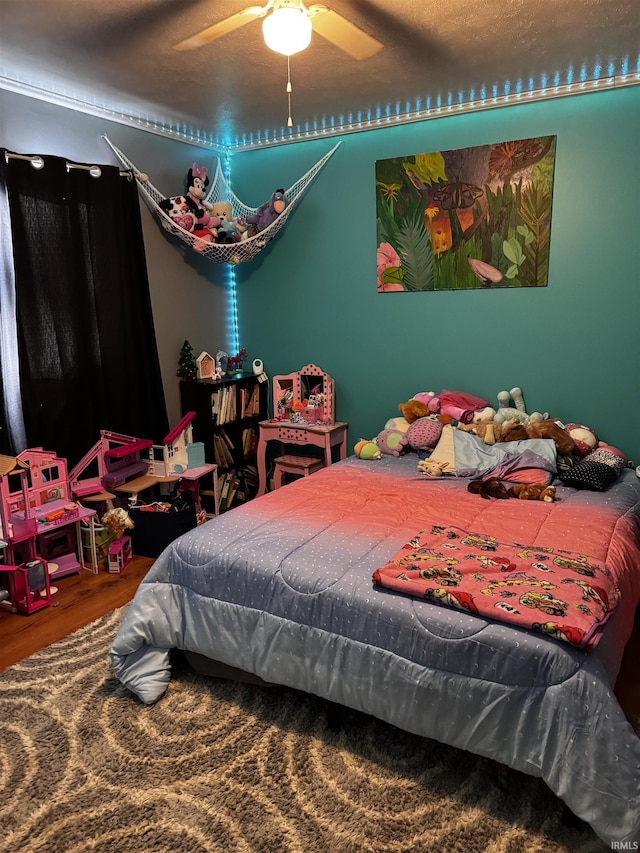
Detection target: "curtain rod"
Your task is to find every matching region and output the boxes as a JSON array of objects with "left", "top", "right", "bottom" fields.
[{"left": 4, "top": 150, "right": 132, "bottom": 178}]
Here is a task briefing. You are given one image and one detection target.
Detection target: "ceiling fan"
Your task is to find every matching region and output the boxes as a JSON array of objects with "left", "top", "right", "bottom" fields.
[{"left": 173, "top": 0, "right": 383, "bottom": 60}]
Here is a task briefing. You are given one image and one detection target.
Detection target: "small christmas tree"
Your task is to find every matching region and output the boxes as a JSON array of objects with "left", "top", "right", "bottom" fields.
[{"left": 177, "top": 339, "right": 197, "bottom": 380}]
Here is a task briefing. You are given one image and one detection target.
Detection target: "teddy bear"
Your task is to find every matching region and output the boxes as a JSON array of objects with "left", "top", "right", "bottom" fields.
[
  {"left": 524, "top": 420, "right": 575, "bottom": 455},
  {"left": 494, "top": 387, "right": 547, "bottom": 425},
  {"left": 209, "top": 200, "right": 249, "bottom": 244},
  {"left": 466, "top": 418, "right": 575, "bottom": 455},
  {"left": 398, "top": 399, "right": 431, "bottom": 423},
  {"left": 467, "top": 478, "right": 510, "bottom": 499},
  {"left": 376, "top": 429, "right": 409, "bottom": 456},
  {"left": 508, "top": 482, "right": 557, "bottom": 502},
  {"left": 246, "top": 188, "right": 287, "bottom": 238},
  {"left": 463, "top": 419, "right": 521, "bottom": 446},
  {"left": 354, "top": 439, "right": 382, "bottom": 460}
]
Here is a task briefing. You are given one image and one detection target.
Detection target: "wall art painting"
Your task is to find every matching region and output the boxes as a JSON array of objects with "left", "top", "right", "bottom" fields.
[{"left": 375, "top": 135, "right": 556, "bottom": 292}]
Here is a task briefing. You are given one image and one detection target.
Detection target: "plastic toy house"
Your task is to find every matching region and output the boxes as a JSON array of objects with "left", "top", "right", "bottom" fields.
[
  {"left": 0, "top": 450, "right": 96, "bottom": 605},
  {"left": 150, "top": 412, "right": 199, "bottom": 477},
  {"left": 70, "top": 420, "right": 217, "bottom": 519},
  {"left": 147, "top": 413, "right": 216, "bottom": 517},
  {"left": 69, "top": 430, "right": 154, "bottom": 499}
]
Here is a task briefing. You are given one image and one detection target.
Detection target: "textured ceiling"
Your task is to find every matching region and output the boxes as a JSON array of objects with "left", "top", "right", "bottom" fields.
[{"left": 1, "top": 0, "right": 638, "bottom": 149}]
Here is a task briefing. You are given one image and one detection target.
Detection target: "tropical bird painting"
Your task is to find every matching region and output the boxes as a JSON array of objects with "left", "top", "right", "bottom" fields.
[{"left": 375, "top": 136, "right": 556, "bottom": 292}]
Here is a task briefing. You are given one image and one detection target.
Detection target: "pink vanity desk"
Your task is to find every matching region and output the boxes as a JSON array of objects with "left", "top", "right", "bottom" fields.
[
  {"left": 257, "top": 363, "right": 348, "bottom": 496},
  {"left": 256, "top": 420, "right": 348, "bottom": 496}
]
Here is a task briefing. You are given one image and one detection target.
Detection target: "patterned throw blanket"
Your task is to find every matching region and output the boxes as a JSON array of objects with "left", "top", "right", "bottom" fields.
[{"left": 373, "top": 525, "right": 620, "bottom": 649}]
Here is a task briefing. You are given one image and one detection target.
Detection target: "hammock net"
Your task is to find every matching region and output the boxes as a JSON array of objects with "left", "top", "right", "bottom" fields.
[{"left": 103, "top": 136, "right": 340, "bottom": 265}]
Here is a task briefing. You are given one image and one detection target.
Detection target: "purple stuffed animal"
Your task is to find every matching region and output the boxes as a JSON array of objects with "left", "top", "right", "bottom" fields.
[
  {"left": 376, "top": 428, "right": 409, "bottom": 457},
  {"left": 247, "top": 188, "right": 287, "bottom": 237}
]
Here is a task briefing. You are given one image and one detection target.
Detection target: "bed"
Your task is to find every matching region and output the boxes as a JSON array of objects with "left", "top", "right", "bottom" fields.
[{"left": 110, "top": 449, "right": 640, "bottom": 847}]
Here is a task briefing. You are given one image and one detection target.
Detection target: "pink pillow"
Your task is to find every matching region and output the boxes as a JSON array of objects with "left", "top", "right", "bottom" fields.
[{"left": 502, "top": 468, "right": 553, "bottom": 484}]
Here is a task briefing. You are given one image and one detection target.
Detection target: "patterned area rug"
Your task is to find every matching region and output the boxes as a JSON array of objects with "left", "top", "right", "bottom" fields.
[{"left": 0, "top": 609, "right": 615, "bottom": 853}]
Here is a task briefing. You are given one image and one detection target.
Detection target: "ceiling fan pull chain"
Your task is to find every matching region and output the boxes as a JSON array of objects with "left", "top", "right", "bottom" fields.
[{"left": 287, "top": 55, "right": 293, "bottom": 128}]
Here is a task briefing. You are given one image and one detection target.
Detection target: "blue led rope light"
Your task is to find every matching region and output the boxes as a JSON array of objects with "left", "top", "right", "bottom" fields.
[
  {"left": 1, "top": 68, "right": 638, "bottom": 154},
  {"left": 223, "top": 151, "right": 240, "bottom": 355}
]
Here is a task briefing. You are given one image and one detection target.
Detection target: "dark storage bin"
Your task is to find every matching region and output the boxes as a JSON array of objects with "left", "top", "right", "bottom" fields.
[{"left": 129, "top": 505, "right": 197, "bottom": 558}]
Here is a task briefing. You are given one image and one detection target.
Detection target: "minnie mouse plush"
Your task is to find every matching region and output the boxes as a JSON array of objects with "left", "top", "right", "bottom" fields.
[{"left": 185, "top": 163, "right": 220, "bottom": 240}]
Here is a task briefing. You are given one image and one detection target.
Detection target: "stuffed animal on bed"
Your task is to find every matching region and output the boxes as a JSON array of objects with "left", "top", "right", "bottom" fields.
[
  {"left": 465, "top": 418, "right": 575, "bottom": 455},
  {"left": 417, "top": 458, "right": 449, "bottom": 477},
  {"left": 398, "top": 399, "right": 431, "bottom": 423},
  {"left": 406, "top": 417, "right": 443, "bottom": 452},
  {"left": 468, "top": 478, "right": 510, "bottom": 500},
  {"left": 384, "top": 416, "right": 411, "bottom": 434},
  {"left": 376, "top": 429, "right": 409, "bottom": 456},
  {"left": 494, "top": 387, "right": 547, "bottom": 425},
  {"left": 508, "top": 482, "right": 557, "bottom": 501},
  {"left": 463, "top": 420, "right": 519, "bottom": 446},
  {"left": 354, "top": 439, "right": 382, "bottom": 460},
  {"left": 564, "top": 423, "right": 598, "bottom": 457}
]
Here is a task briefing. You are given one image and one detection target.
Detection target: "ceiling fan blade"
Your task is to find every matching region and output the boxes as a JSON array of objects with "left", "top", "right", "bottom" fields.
[
  {"left": 309, "top": 7, "right": 383, "bottom": 60},
  {"left": 174, "top": 6, "right": 267, "bottom": 51}
]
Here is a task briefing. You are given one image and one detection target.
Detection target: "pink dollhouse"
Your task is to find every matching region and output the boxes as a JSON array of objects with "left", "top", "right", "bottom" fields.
[
  {"left": 149, "top": 412, "right": 203, "bottom": 476},
  {"left": 69, "top": 430, "right": 154, "bottom": 499},
  {"left": 70, "top": 417, "right": 217, "bottom": 516},
  {"left": 0, "top": 449, "right": 97, "bottom": 613}
]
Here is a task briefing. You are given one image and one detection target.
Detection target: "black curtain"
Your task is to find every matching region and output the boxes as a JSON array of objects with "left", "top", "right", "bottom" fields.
[{"left": 1, "top": 151, "right": 168, "bottom": 467}]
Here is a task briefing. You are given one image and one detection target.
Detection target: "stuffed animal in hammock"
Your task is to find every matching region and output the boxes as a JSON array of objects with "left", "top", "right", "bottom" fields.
[
  {"left": 209, "top": 200, "right": 248, "bottom": 244},
  {"left": 185, "top": 163, "right": 221, "bottom": 237},
  {"left": 246, "top": 188, "right": 287, "bottom": 237}
]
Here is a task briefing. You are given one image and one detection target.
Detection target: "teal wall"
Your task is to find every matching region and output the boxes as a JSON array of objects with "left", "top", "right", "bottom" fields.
[{"left": 234, "top": 87, "right": 640, "bottom": 464}]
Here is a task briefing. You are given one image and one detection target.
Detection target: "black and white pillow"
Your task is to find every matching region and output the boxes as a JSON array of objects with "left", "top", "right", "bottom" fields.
[{"left": 560, "top": 449, "right": 624, "bottom": 491}]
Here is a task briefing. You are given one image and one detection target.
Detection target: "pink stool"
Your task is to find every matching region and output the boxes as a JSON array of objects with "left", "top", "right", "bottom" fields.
[{"left": 273, "top": 454, "right": 325, "bottom": 489}]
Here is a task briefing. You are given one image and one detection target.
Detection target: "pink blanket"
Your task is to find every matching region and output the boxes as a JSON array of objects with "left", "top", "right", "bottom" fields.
[{"left": 373, "top": 524, "right": 621, "bottom": 649}]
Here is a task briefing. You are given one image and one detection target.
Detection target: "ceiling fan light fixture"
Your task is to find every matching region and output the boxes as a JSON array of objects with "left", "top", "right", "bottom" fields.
[{"left": 262, "top": 6, "right": 312, "bottom": 56}]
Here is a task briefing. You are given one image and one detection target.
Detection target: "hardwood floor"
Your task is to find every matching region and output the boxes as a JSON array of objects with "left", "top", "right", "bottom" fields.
[
  {"left": 1, "top": 555, "right": 639, "bottom": 728},
  {"left": 0, "top": 555, "right": 153, "bottom": 671}
]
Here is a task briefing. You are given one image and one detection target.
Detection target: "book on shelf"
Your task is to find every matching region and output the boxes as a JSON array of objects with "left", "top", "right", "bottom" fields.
[
  {"left": 210, "top": 390, "right": 219, "bottom": 423},
  {"left": 242, "top": 385, "right": 261, "bottom": 417},
  {"left": 241, "top": 426, "right": 258, "bottom": 457},
  {"left": 240, "top": 463, "right": 259, "bottom": 497},
  {"left": 218, "top": 469, "right": 241, "bottom": 512},
  {"left": 210, "top": 385, "right": 237, "bottom": 425},
  {"left": 226, "top": 474, "right": 241, "bottom": 509},
  {"left": 213, "top": 434, "right": 234, "bottom": 468},
  {"left": 219, "top": 428, "right": 234, "bottom": 451}
]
